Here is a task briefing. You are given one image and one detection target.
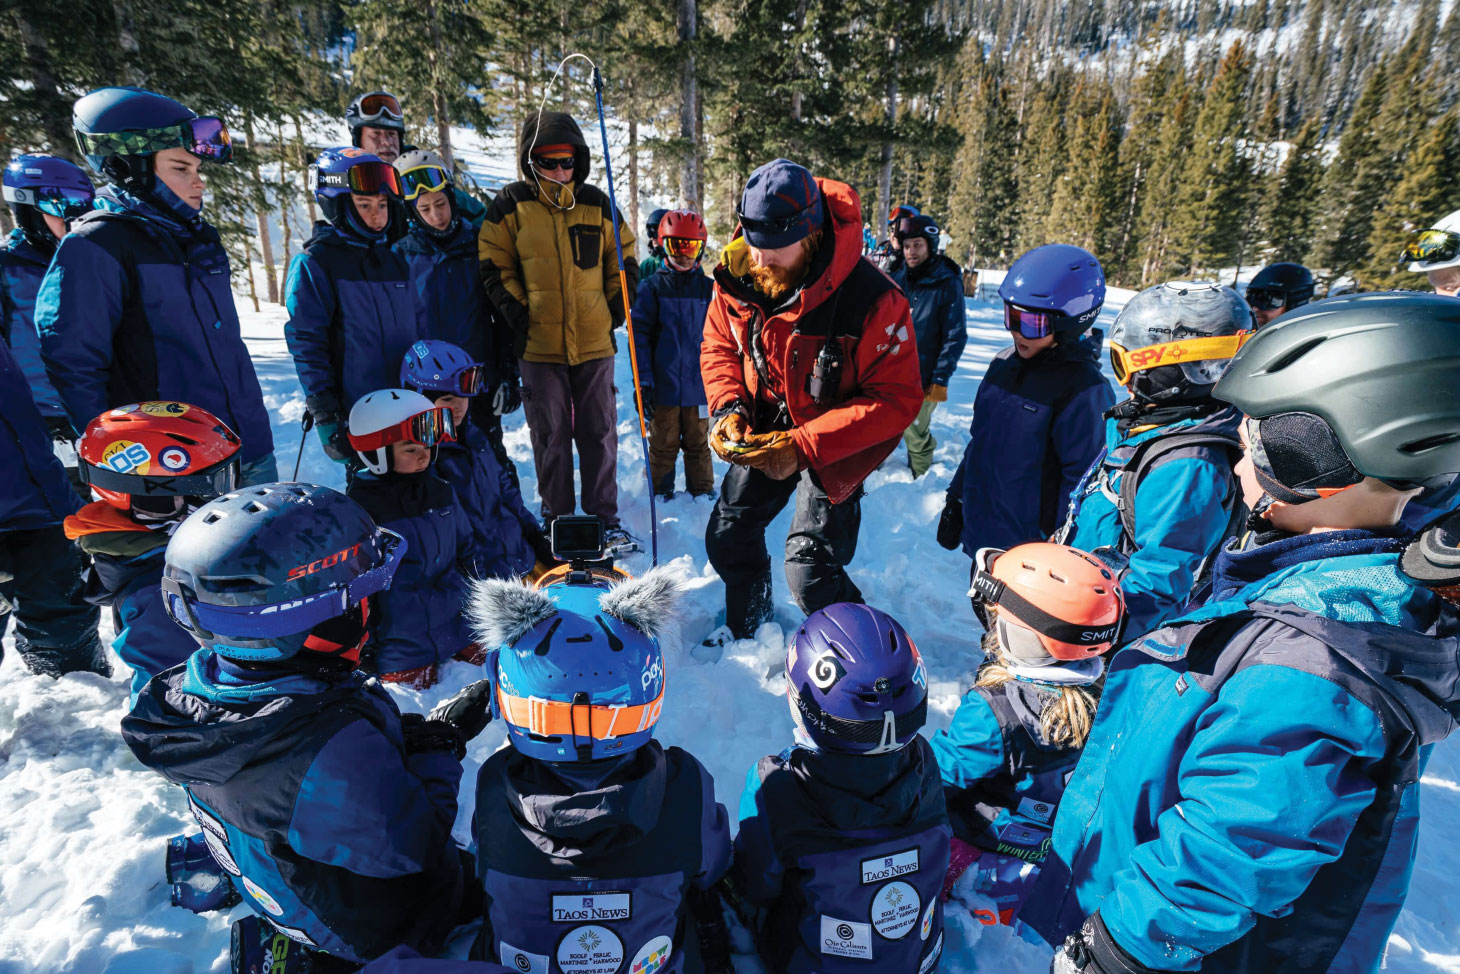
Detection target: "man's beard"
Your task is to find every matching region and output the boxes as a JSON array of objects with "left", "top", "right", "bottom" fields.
[{"left": 748, "top": 244, "right": 814, "bottom": 301}]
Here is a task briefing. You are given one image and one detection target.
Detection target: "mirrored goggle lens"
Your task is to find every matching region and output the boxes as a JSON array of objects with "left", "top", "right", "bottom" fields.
[
  {"left": 347, "top": 161, "right": 403, "bottom": 196},
  {"left": 34, "top": 188, "right": 95, "bottom": 220},
  {"left": 663, "top": 237, "right": 704, "bottom": 261},
  {"left": 1245, "top": 287, "right": 1287, "bottom": 311},
  {"left": 358, "top": 93, "right": 403, "bottom": 121},
  {"left": 1402, "top": 229, "right": 1460, "bottom": 265},
  {"left": 454, "top": 365, "right": 487, "bottom": 396},
  {"left": 1004, "top": 303, "right": 1056, "bottom": 339},
  {"left": 186, "top": 116, "right": 233, "bottom": 162},
  {"left": 399, "top": 165, "right": 451, "bottom": 200},
  {"left": 350, "top": 407, "right": 456, "bottom": 451}
]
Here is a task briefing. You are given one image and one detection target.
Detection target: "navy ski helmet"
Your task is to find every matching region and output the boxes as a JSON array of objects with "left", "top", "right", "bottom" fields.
[
  {"left": 999, "top": 244, "right": 1106, "bottom": 336},
  {"left": 72, "top": 86, "right": 232, "bottom": 191},
  {"left": 786, "top": 603, "right": 928, "bottom": 754},
  {"left": 1246, "top": 262, "right": 1316, "bottom": 318},
  {"left": 345, "top": 90, "right": 406, "bottom": 146},
  {"left": 399, "top": 339, "right": 487, "bottom": 398},
  {"left": 162, "top": 483, "right": 404, "bottom": 667},
  {"left": 646, "top": 207, "right": 669, "bottom": 243},
  {"left": 469, "top": 568, "right": 683, "bottom": 763},
  {"left": 309, "top": 147, "right": 402, "bottom": 235},
  {"left": 2, "top": 155, "right": 94, "bottom": 252}
]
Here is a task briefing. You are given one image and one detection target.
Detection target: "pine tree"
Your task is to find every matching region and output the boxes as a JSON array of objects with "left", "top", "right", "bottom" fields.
[
  {"left": 1045, "top": 78, "right": 1123, "bottom": 259},
  {"left": 945, "top": 46, "right": 1018, "bottom": 267},
  {"left": 1136, "top": 69, "right": 1200, "bottom": 284},
  {"left": 1013, "top": 65, "right": 1072, "bottom": 253},
  {"left": 1262, "top": 115, "right": 1324, "bottom": 264},
  {"left": 1313, "top": 63, "right": 1389, "bottom": 281},
  {"left": 1108, "top": 44, "right": 1180, "bottom": 283},
  {"left": 1361, "top": 110, "right": 1460, "bottom": 288}
]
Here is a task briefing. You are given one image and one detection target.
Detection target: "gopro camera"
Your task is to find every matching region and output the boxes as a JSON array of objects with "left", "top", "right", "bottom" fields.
[{"left": 551, "top": 515, "right": 607, "bottom": 563}]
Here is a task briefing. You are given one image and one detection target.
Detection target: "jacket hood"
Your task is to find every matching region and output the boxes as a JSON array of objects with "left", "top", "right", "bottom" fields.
[
  {"left": 63, "top": 501, "right": 153, "bottom": 540},
  {"left": 786, "top": 738, "right": 940, "bottom": 832},
  {"left": 517, "top": 110, "right": 591, "bottom": 185},
  {"left": 1107, "top": 403, "right": 1242, "bottom": 457},
  {"left": 499, "top": 741, "right": 667, "bottom": 860},
  {"left": 95, "top": 184, "right": 202, "bottom": 239}
]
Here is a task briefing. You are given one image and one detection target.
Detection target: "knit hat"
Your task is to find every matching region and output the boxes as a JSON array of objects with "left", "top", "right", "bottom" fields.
[{"left": 737, "top": 158, "right": 824, "bottom": 249}]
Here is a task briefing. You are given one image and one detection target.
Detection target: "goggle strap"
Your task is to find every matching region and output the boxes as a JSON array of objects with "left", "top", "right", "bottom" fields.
[
  {"left": 971, "top": 571, "right": 1121, "bottom": 646},
  {"left": 497, "top": 682, "right": 666, "bottom": 740},
  {"left": 1110, "top": 332, "right": 1254, "bottom": 381}
]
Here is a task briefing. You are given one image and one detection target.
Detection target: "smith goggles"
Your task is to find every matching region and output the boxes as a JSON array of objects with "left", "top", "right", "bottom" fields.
[
  {"left": 1108, "top": 332, "right": 1253, "bottom": 385},
  {"left": 735, "top": 203, "right": 816, "bottom": 237},
  {"left": 347, "top": 405, "right": 456, "bottom": 453},
  {"left": 397, "top": 164, "right": 452, "bottom": 201},
  {"left": 1003, "top": 303, "right": 1059, "bottom": 339},
  {"left": 2, "top": 184, "right": 95, "bottom": 220},
  {"left": 1402, "top": 228, "right": 1460, "bottom": 266},
  {"left": 76, "top": 115, "right": 233, "bottom": 164},
  {"left": 314, "top": 160, "right": 403, "bottom": 197}
]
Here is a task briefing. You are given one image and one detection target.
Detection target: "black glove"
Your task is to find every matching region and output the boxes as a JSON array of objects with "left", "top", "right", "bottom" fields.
[
  {"left": 428, "top": 679, "right": 494, "bottom": 745},
  {"left": 491, "top": 379, "right": 522, "bottom": 416},
  {"left": 689, "top": 885, "right": 734, "bottom": 974},
  {"left": 399, "top": 711, "right": 467, "bottom": 761},
  {"left": 1051, "top": 913, "right": 1160, "bottom": 974},
  {"left": 937, "top": 494, "right": 964, "bottom": 550},
  {"left": 44, "top": 416, "right": 78, "bottom": 446},
  {"left": 638, "top": 387, "right": 655, "bottom": 424}
]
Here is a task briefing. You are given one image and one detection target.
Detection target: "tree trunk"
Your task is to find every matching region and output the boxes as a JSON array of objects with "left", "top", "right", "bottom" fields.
[
  {"left": 876, "top": 34, "right": 901, "bottom": 244},
  {"left": 294, "top": 115, "right": 317, "bottom": 226},
  {"left": 427, "top": 0, "right": 455, "bottom": 168},
  {"left": 242, "top": 111, "right": 278, "bottom": 304},
  {"left": 694, "top": 90, "right": 705, "bottom": 213},
  {"left": 628, "top": 120, "right": 640, "bottom": 254},
  {"left": 678, "top": 0, "right": 700, "bottom": 207},
  {"left": 112, "top": 1, "right": 145, "bottom": 84},
  {"left": 277, "top": 124, "right": 294, "bottom": 271},
  {"left": 13, "top": 6, "right": 79, "bottom": 159},
  {"left": 242, "top": 224, "right": 260, "bottom": 313},
  {"left": 790, "top": 0, "right": 810, "bottom": 122}
]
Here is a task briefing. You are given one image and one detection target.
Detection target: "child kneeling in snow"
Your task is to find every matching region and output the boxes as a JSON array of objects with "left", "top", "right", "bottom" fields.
[
  {"left": 929, "top": 543, "right": 1125, "bottom": 926},
  {"left": 399, "top": 340, "right": 552, "bottom": 579},
  {"left": 467, "top": 567, "right": 734, "bottom": 973},
  {"left": 347, "top": 388, "right": 480, "bottom": 689},
  {"left": 731, "top": 604, "right": 950, "bottom": 973}
]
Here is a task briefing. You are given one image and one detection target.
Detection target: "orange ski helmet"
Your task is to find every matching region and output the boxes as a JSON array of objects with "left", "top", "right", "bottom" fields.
[
  {"left": 970, "top": 542, "right": 1125, "bottom": 662},
  {"left": 78, "top": 402, "right": 242, "bottom": 514}
]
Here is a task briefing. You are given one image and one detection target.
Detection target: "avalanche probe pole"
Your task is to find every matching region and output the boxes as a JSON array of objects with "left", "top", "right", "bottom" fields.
[{"left": 592, "top": 65, "right": 658, "bottom": 567}]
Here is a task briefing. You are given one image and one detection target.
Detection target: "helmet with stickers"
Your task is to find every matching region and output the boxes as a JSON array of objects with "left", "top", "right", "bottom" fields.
[{"left": 77, "top": 402, "right": 242, "bottom": 517}]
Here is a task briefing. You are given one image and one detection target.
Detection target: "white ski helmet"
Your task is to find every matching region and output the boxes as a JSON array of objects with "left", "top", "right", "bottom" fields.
[
  {"left": 346, "top": 388, "right": 454, "bottom": 474},
  {"left": 1109, "top": 280, "right": 1255, "bottom": 402},
  {"left": 1406, "top": 207, "right": 1460, "bottom": 273}
]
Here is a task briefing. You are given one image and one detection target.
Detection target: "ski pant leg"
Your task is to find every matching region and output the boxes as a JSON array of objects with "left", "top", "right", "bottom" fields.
[
  {"left": 706, "top": 464, "right": 799, "bottom": 639},
  {"left": 903, "top": 399, "right": 938, "bottom": 478},
  {"left": 519, "top": 359, "right": 576, "bottom": 521},
  {"left": 682, "top": 408, "right": 715, "bottom": 495},
  {"left": 649, "top": 406, "right": 682, "bottom": 495},
  {"left": 784, "top": 473, "right": 864, "bottom": 615},
  {"left": 0, "top": 525, "right": 107, "bottom": 676},
  {"left": 44, "top": 415, "right": 88, "bottom": 502},
  {"left": 571, "top": 356, "right": 619, "bottom": 525}
]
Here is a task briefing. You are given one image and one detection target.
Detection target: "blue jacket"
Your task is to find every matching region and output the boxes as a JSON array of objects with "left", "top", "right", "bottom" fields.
[
  {"left": 347, "top": 471, "right": 476, "bottom": 672},
  {"left": 1022, "top": 529, "right": 1459, "bottom": 972},
  {"left": 34, "top": 187, "right": 274, "bottom": 464},
  {"left": 395, "top": 220, "right": 490, "bottom": 364},
  {"left": 631, "top": 263, "right": 713, "bottom": 407},
  {"left": 121, "top": 652, "right": 469, "bottom": 962},
  {"left": 361, "top": 947, "right": 513, "bottom": 974},
  {"left": 0, "top": 335, "right": 78, "bottom": 532},
  {"left": 435, "top": 422, "right": 537, "bottom": 579},
  {"left": 891, "top": 255, "right": 967, "bottom": 388},
  {"left": 732, "top": 740, "right": 950, "bottom": 974},
  {"left": 285, "top": 222, "right": 418, "bottom": 417},
  {"left": 471, "top": 740, "right": 731, "bottom": 972},
  {"left": 0, "top": 229, "right": 65, "bottom": 420},
  {"left": 949, "top": 341, "right": 1113, "bottom": 555},
  {"left": 1058, "top": 407, "right": 1242, "bottom": 636}
]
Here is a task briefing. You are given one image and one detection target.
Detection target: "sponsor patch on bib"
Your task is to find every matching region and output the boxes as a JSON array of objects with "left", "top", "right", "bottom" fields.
[
  {"left": 629, "top": 935, "right": 673, "bottom": 974},
  {"left": 556, "top": 924, "right": 624, "bottom": 974},
  {"left": 861, "top": 847, "right": 919, "bottom": 884},
  {"left": 870, "top": 880, "right": 920, "bottom": 940},
  {"left": 819, "top": 915, "right": 872, "bottom": 959},
  {"left": 499, "top": 941, "right": 548, "bottom": 974},
  {"left": 920, "top": 897, "right": 936, "bottom": 940},
  {"left": 551, "top": 892, "right": 631, "bottom": 923},
  {"left": 241, "top": 876, "right": 281, "bottom": 916},
  {"left": 918, "top": 931, "right": 944, "bottom": 974}
]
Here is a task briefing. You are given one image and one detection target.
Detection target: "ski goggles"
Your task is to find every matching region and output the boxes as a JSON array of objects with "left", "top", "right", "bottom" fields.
[
  {"left": 1245, "top": 412, "right": 1364, "bottom": 504},
  {"left": 531, "top": 155, "right": 576, "bottom": 173},
  {"left": 2, "top": 185, "right": 95, "bottom": 220},
  {"left": 1245, "top": 287, "right": 1290, "bottom": 311},
  {"left": 80, "top": 454, "right": 240, "bottom": 501},
  {"left": 1107, "top": 332, "right": 1253, "bottom": 385},
  {"left": 496, "top": 681, "right": 665, "bottom": 744},
  {"left": 1401, "top": 228, "right": 1460, "bottom": 266},
  {"left": 1003, "top": 303, "right": 1060, "bottom": 339},
  {"left": 662, "top": 237, "right": 705, "bottom": 262},
  {"left": 314, "top": 160, "right": 403, "bottom": 196},
  {"left": 347, "top": 405, "right": 456, "bottom": 453},
  {"left": 76, "top": 115, "right": 233, "bottom": 164},
  {"left": 397, "top": 164, "right": 452, "bottom": 201},
  {"left": 161, "top": 527, "right": 404, "bottom": 641},
  {"left": 355, "top": 92, "right": 404, "bottom": 124},
  {"left": 424, "top": 364, "right": 487, "bottom": 397}
]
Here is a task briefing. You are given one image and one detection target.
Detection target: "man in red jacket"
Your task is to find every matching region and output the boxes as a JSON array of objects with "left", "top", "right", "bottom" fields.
[{"left": 700, "top": 158, "right": 922, "bottom": 640}]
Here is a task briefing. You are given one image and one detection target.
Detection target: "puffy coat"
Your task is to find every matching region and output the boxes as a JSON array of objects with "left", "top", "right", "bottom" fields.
[
  {"left": 477, "top": 111, "right": 637, "bottom": 366},
  {"left": 732, "top": 740, "right": 950, "bottom": 974},
  {"left": 284, "top": 222, "right": 419, "bottom": 418},
  {"left": 701, "top": 179, "right": 923, "bottom": 504},
  {"left": 63, "top": 501, "right": 192, "bottom": 703},
  {"left": 1057, "top": 407, "right": 1242, "bottom": 636},
  {"left": 1023, "top": 528, "right": 1459, "bottom": 972},
  {"left": 891, "top": 255, "right": 967, "bottom": 389},
  {"left": 0, "top": 228, "right": 65, "bottom": 419},
  {"left": 0, "top": 334, "right": 78, "bottom": 532},
  {"left": 347, "top": 470, "right": 476, "bottom": 672},
  {"left": 948, "top": 341, "right": 1112, "bottom": 555},
  {"left": 471, "top": 740, "right": 731, "bottom": 972},
  {"left": 34, "top": 187, "right": 274, "bottom": 463},
  {"left": 122, "top": 652, "right": 469, "bottom": 962},
  {"left": 631, "top": 263, "right": 713, "bottom": 407},
  {"left": 435, "top": 421, "right": 537, "bottom": 579}
]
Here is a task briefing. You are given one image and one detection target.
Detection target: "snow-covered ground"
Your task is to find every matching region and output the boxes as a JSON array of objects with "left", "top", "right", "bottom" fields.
[{"left": 3, "top": 292, "right": 1460, "bottom": 973}]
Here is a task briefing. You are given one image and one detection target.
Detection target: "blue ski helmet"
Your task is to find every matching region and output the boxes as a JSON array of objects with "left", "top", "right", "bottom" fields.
[
  {"left": 999, "top": 244, "right": 1106, "bottom": 335},
  {"left": 309, "top": 147, "right": 402, "bottom": 235},
  {"left": 786, "top": 603, "right": 928, "bottom": 754},
  {"left": 399, "top": 340, "right": 486, "bottom": 398},
  {"left": 646, "top": 207, "right": 669, "bottom": 240},
  {"left": 162, "top": 483, "right": 405, "bottom": 666},
  {"left": 72, "top": 87, "right": 232, "bottom": 190},
  {"left": 470, "top": 568, "right": 683, "bottom": 762},
  {"left": 3, "top": 155, "right": 94, "bottom": 250}
]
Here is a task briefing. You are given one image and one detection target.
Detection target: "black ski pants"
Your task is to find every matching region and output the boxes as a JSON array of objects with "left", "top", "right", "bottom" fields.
[
  {"left": 0, "top": 524, "right": 108, "bottom": 676},
  {"left": 705, "top": 464, "right": 864, "bottom": 639}
]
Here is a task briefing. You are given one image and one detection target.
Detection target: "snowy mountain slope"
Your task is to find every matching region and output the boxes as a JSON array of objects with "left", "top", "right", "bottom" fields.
[{"left": 3, "top": 293, "right": 1459, "bottom": 973}]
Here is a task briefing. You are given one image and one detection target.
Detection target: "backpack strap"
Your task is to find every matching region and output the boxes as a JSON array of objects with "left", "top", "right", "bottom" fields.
[{"left": 1116, "top": 431, "right": 1247, "bottom": 570}]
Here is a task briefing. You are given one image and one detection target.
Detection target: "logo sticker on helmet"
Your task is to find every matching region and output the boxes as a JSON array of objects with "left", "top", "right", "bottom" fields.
[
  {"left": 102, "top": 440, "right": 151, "bottom": 475},
  {"left": 140, "top": 401, "right": 190, "bottom": 416},
  {"left": 158, "top": 446, "right": 192, "bottom": 471},
  {"left": 286, "top": 543, "right": 365, "bottom": 581},
  {"left": 808, "top": 652, "right": 846, "bottom": 690}
]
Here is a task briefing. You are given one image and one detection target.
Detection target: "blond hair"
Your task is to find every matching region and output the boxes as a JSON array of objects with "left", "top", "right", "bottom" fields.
[{"left": 974, "top": 610, "right": 1102, "bottom": 750}]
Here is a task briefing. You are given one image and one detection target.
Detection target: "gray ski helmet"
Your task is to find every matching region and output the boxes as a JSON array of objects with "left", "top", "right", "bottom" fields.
[
  {"left": 1109, "top": 280, "right": 1255, "bottom": 400},
  {"left": 1214, "top": 291, "right": 1460, "bottom": 484}
]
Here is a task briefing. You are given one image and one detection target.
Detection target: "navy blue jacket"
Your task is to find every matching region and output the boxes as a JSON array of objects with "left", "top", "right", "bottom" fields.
[
  {"left": 395, "top": 220, "right": 489, "bottom": 363},
  {"left": 891, "top": 255, "right": 967, "bottom": 388},
  {"left": 631, "top": 263, "right": 712, "bottom": 407},
  {"left": 285, "top": 222, "right": 419, "bottom": 417},
  {"left": 949, "top": 341, "right": 1113, "bottom": 555},
  {"left": 34, "top": 187, "right": 274, "bottom": 463},
  {"left": 0, "top": 229, "right": 66, "bottom": 420},
  {"left": 1023, "top": 529, "right": 1459, "bottom": 971},
  {"left": 0, "top": 335, "right": 79, "bottom": 532},
  {"left": 348, "top": 471, "right": 476, "bottom": 673},
  {"left": 435, "top": 422, "right": 536, "bottom": 579},
  {"left": 733, "top": 740, "right": 950, "bottom": 974},
  {"left": 471, "top": 740, "right": 732, "bottom": 973},
  {"left": 121, "top": 652, "right": 469, "bottom": 962}
]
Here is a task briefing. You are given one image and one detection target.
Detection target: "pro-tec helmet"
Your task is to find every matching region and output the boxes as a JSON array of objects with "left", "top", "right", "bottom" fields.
[
  {"left": 1404, "top": 207, "right": 1460, "bottom": 274},
  {"left": 72, "top": 87, "right": 232, "bottom": 191},
  {"left": 399, "top": 340, "right": 486, "bottom": 398},
  {"left": 786, "top": 603, "right": 928, "bottom": 755},
  {"left": 3, "top": 155, "right": 94, "bottom": 251},
  {"left": 346, "top": 91, "right": 406, "bottom": 144},
  {"left": 162, "top": 484, "right": 404, "bottom": 667},
  {"left": 970, "top": 543, "right": 1125, "bottom": 664},
  {"left": 1109, "top": 280, "right": 1254, "bottom": 404},
  {"left": 999, "top": 244, "right": 1105, "bottom": 337},
  {"left": 469, "top": 568, "right": 684, "bottom": 762},
  {"left": 309, "top": 147, "right": 402, "bottom": 234},
  {"left": 78, "top": 402, "right": 242, "bottom": 517},
  {"left": 347, "top": 389, "right": 455, "bottom": 475}
]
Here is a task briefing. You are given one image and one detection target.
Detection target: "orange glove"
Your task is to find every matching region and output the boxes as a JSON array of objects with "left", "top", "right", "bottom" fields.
[
  {"left": 710, "top": 411, "right": 752, "bottom": 462},
  {"left": 926, "top": 384, "right": 948, "bottom": 403},
  {"left": 735, "top": 431, "right": 801, "bottom": 480}
]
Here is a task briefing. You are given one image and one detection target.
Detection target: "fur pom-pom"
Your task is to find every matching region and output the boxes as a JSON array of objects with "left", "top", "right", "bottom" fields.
[
  {"left": 599, "top": 566, "right": 685, "bottom": 641},
  {"left": 468, "top": 578, "right": 557, "bottom": 648}
]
